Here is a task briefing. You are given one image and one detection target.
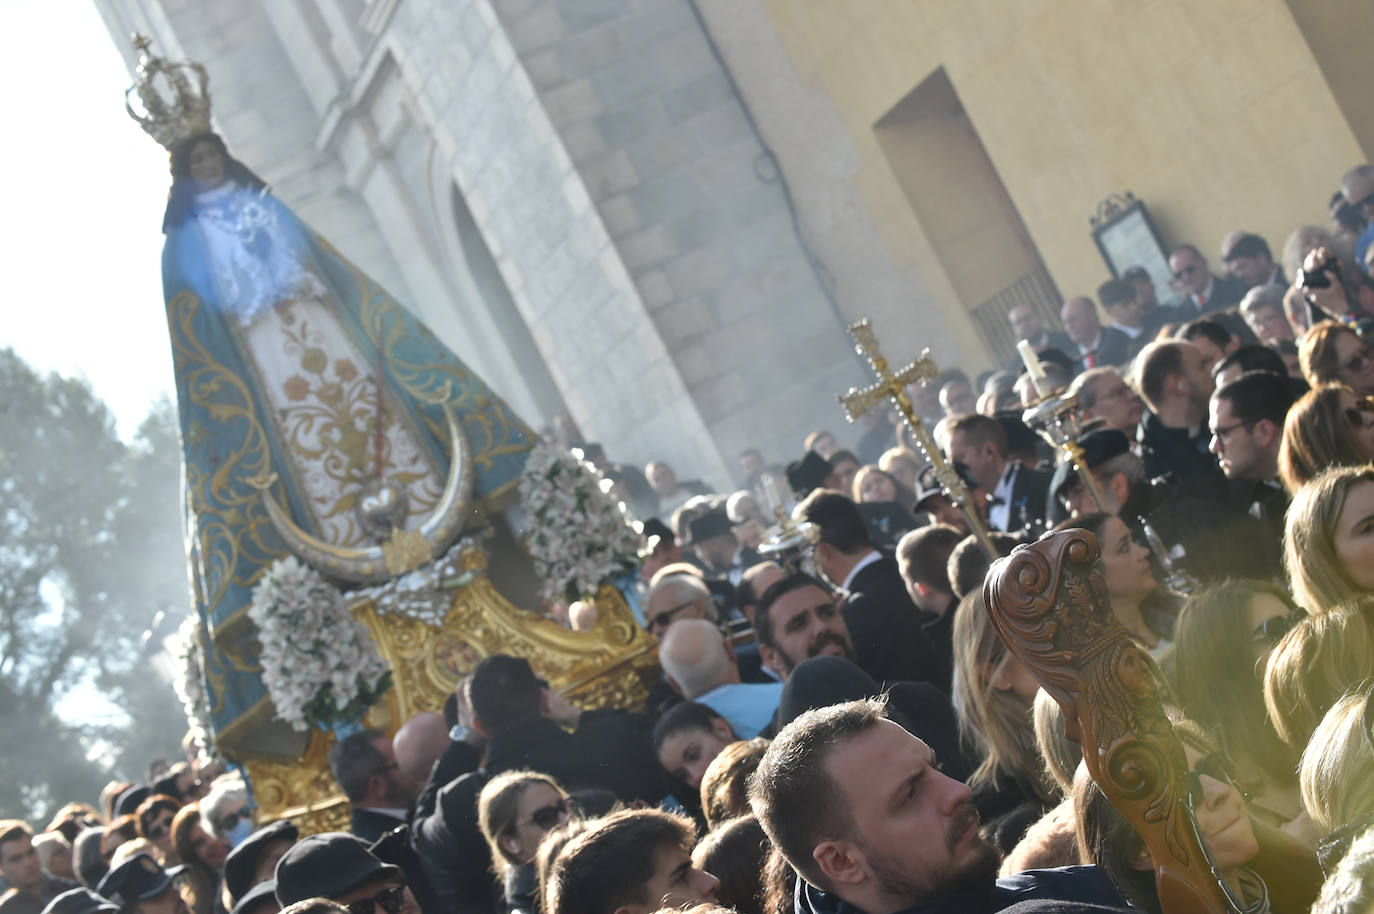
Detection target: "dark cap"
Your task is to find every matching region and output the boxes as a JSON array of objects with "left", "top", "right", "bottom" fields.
[
  {"left": 638, "top": 518, "right": 674, "bottom": 558},
  {"left": 97, "top": 855, "right": 173, "bottom": 911},
  {"left": 223, "top": 819, "right": 298, "bottom": 905},
  {"left": 686, "top": 510, "right": 732, "bottom": 545},
  {"left": 1123, "top": 265, "right": 1151, "bottom": 282},
  {"left": 785, "top": 451, "right": 831, "bottom": 499},
  {"left": 1049, "top": 429, "right": 1132, "bottom": 500},
  {"left": 113, "top": 786, "right": 151, "bottom": 819},
  {"left": 913, "top": 466, "right": 944, "bottom": 508},
  {"left": 229, "top": 881, "right": 278, "bottom": 914},
  {"left": 274, "top": 833, "right": 400, "bottom": 907},
  {"left": 41, "top": 889, "right": 120, "bottom": 914}
]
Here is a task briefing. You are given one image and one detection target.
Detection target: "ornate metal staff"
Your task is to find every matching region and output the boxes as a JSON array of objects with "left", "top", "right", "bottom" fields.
[
  {"left": 837, "top": 319, "right": 995, "bottom": 557},
  {"left": 1021, "top": 391, "right": 1110, "bottom": 515}
]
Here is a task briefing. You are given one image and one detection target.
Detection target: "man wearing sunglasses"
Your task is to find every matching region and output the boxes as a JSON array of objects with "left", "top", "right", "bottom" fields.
[
  {"left": 1340, "top": 164, "right": 1374, "bottom": 275},
  {"left": 1168, "top": 244, "right": 1245, "bottom": 315},
  {"left": 275, "top": 834, "right": 417, "bottom": 914}
]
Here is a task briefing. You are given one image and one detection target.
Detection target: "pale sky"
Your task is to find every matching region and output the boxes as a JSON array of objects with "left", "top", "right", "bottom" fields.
[{"left": 3, "top": 0, "right": 174, "bottom": 441}]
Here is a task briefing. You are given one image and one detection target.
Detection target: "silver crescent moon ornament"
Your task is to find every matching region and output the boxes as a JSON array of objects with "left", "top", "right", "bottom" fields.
[{"left": 257, "top": 402, "right": 475, "bottom": 584}]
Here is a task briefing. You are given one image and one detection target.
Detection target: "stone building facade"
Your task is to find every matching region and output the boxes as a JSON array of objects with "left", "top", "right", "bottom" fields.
[{"left": 97, "top": 0, "right": 960, "bottom": 492}]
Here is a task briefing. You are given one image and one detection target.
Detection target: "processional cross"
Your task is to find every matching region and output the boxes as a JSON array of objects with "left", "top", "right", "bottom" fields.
[{"left": 837, "top": 320, "right": 995, "bottom": 557}]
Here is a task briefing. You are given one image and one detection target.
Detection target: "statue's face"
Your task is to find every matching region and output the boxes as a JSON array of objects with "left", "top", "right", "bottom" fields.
[{"left": 188, "top": 140, "right": 226, "bottom": 187}]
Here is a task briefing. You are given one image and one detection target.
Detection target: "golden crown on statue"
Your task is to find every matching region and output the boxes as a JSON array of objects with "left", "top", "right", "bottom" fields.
[{"left": 125, "top": 34, "right": 212, "bottom": 150}]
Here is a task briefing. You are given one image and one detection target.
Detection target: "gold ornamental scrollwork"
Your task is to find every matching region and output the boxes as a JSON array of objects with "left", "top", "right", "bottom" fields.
[{"left": 242, "top": 544, "right": 656, "bottom": 825}]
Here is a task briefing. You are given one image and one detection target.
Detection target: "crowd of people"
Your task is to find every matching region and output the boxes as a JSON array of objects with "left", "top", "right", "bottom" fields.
[{"left": 12, "top": 170, "right": 1374, "bottom": 914}]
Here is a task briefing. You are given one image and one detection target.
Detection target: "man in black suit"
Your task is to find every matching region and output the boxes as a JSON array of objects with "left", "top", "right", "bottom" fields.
[
  {"left": 946, "top": 413, "right": 1054, "bottom": 534},
  {"left": 1221, "top": 232, "right": 1286, "bottom": 290},
  {"left": 1060, "top": 295, "right": 1131, "bottom": 370},
  {"left": 328, "top": 731, "right": 441, "bottom": 914},
  {"left": 1005, "top": 301, "right": 1074, "bottom": 371},
  {"left": 1169, "top": 243, "right": 1245, "bottom": 315},
  {"left": 794, "top": 490, "right": 942, "bottom": 689}
]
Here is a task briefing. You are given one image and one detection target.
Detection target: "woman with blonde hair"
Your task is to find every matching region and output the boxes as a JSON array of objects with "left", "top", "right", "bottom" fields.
[
  {"left": 1278, "top": 383, "right": 1374, "bottom": 494},
  {"left": 477, "top": 771, "right": 576, "bottom": 914},
  {"left": 850, "top": 464, "right": 917, "bottom": 513},
  {"left": 1283, "top": 466, "right": 1374, "bottom": 615},
  {"left": 952, "top": 591, "right": 1055, "bottom": 849},
  {"left": 1300, "top": 687, "right": 1374, "bottom": 872},
  {"left": 1265, "top": 598, "right": 1374, "bottom": 752},
  {"left": 1298, "top": 321, "right": 1374, "bottom": 395}
]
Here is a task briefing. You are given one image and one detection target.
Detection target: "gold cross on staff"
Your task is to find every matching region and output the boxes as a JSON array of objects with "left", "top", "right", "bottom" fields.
[{"left": 837, "top": 319, "right": 996, "bottom": 557}]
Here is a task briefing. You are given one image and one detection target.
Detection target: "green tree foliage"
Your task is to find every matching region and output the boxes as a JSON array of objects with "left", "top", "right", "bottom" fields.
[{"left": 0, "top": 349, "right": 188, "bottom": 822}]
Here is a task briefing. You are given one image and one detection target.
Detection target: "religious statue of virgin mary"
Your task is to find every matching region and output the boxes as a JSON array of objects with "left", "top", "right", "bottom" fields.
[{"left": 127, "top": 37, "right": 535, "bottom": 756}]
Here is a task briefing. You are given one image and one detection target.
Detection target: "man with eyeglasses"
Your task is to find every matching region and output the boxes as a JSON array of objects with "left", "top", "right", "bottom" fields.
[
  {"left": 1069, "top": 368, "right": 1144, "bottom": 435},
  {"left": 1209, "top": 371, "right": 1294, "bottom": 543},
  {"left": 1168, "top": 244, "right": 1245, "bottom": 315},
  {"left": 643, "top": 574, "right": 717, "bottom": 639},
  {"left": 275, "top": 834, "right": 417, "bottom": 914},
  {"left": 327, "top": 733, "right": 436, "bottom": 914},
  {"left": 1340, "top": 164, "right": 1374, "bottom": 275}
]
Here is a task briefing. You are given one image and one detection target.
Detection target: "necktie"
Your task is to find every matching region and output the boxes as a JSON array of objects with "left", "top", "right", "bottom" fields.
[
  {"left": 1196, "top": 292, "right": 1207, "bottom": 310},
  {"left": 1084, "top": 352, "right": 1096, "bottom": 369}
]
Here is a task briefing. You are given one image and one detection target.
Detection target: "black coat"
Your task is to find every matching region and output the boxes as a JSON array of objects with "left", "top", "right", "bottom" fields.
[
  {"left": 351, "top": 810, "right": 444, "bottom": 914},
  {"left": 1136, "top": 410, "right": 1226, "bottom": 499},
  {"left": 1002, "top": 465, "right": 1056, "bottom": 534},
  {"left": 1075, "top": 326, "right": 1133, "bottom": 370},
  {"left": 794, "top": 865, "right": 1125, "bottom": 914},
  {"left": 1187, "top": 275, "right": 1246, "bottom": 314},
  {"left": 841, "top": 557, "right": 944, "bottom": 690}
]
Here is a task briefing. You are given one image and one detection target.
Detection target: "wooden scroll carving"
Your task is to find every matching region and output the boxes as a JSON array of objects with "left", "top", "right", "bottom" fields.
[{"left": 982, "top": 529, "right": 1228, "bottom": 914}]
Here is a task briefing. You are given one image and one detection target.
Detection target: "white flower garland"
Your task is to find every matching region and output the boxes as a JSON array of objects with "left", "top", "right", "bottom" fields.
[
  {"left": 172, "top": 615, "right": 218, "bottom": 761},
  {"left": 248, "top": 556, "right": 392, "bottom": 732},
  {"left": 519, "top": 442, "right": 641, "bottom": 602}
]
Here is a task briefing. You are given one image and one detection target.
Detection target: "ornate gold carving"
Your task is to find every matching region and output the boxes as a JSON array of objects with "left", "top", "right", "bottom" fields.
[{"left": 242, "top": 544, "right": 656, "bottom": 824}]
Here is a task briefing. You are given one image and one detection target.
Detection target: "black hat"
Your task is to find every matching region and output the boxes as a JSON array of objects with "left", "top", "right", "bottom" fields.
[
  {"left": 638, "top": 518, "right": 674, "bottom": 558},
  {"left": 785, "top": 451, "right": 831, "bottom": 498},
  {"left": 114, "top": 786, "right": 151, "bottom": 818},
  {"left": 1049, "top": 429, "right": 1132, "bottom": 501},
  {"left": 41, "top": 889, "right": 119, "bottom": 914},
  {"left": 686, "top": 510, "right": 732, "bottom": 545},
  {"left": 274, "top": 833, "right": 400, "bottom": 907},
  {"left": 97, "top": 855, "right": 173, "bottom": 911},
  {"left": 229, "top": 881, "right": 278, "bottom": 914},
  {"left": 913, "top": 465, "right": 944, "bottom": 509},
  {"left": 223, "top": 819, "right": 299, "bottom": 905}
]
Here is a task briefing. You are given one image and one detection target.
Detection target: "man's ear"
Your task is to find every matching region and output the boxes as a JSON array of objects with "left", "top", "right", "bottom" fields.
[
  {"left": 758, "top": 642, "right": 785, "bottom": 677},
  {"left": 1254, "top": 418, "right": 1277, "bottom": 448},
  {"left": 814, "top": 840, "right": 865, "bottom": 887},
  {"left": 1107, "top": 472, "right": 1130, "bottom": 507},
  {"left": 914, "top": 580, "right": 933, "bottom": 599},
  {"left": 709, "top": 716, "right": 735, "bottom": 743},
  {"left": 664, "top": 673, "right": 684, "bottom": 697}
]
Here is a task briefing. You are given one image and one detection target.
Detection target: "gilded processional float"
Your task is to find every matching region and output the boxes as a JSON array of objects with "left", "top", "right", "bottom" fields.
[{"left": 124, "top": 37, "right": 658, "bottom": 829}]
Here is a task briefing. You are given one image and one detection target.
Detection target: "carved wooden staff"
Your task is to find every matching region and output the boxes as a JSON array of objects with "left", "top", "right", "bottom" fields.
[
  {"left": 836, "top": 319, "right": 995, "bottom": 557},
  {"left": 983, "top": 529, "right": 1230, "bottom": 914}
]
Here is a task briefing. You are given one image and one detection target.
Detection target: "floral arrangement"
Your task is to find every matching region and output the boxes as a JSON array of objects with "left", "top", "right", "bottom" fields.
[
  {"left": 519, "top": 442, "right": 641, "bottom": 602},
  {"left": 172, "top": 615, "right": 218, "bottom": 762},
  {"left": 248, "top": 556, "right": 392, "bottom": 732}
]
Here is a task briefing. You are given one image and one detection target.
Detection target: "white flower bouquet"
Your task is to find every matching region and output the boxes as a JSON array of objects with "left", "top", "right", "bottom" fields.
[
  {"left": 519, "top": 442, "right": 641, "bottom": 603},
  {"left": 172, "top": 615, "right": 218, "bottom": 761},
  {"left": 248, "top": 556, "right": 392, "bottom": 731}
]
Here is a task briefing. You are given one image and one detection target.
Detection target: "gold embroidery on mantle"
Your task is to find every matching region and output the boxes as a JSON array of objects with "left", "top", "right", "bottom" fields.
[{"left": 242, "top": 542, "right": 657, "bottom": 827}]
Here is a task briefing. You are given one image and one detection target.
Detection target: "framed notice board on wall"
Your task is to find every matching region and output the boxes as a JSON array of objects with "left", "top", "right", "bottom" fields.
[{"left": 1090, "top": 193, "right": 1171, "bottom": 297}]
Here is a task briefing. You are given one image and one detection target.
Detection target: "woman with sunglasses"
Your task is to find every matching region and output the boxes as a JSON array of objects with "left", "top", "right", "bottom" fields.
[
  {"left": 1285, "top": 465, "right": 1374, "bottom": 615},
  {"left": 1278, "top": 383, "right": 1374, "bottom": 494},
  {"left": 477, "top": 771, "right": 577, "bottom": 914},
  {"left": 135, "top": 795, "right": 182, "bottom": 865},
  {"left": 1075, "top": 715, "right": 1318, "bottom": 914},
  {"left": 1299, "top": 321, "right": 1374, "bottom": 395},
  {"left": 1172, "top": 582, "right": 1308, "bottom": 839}
]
